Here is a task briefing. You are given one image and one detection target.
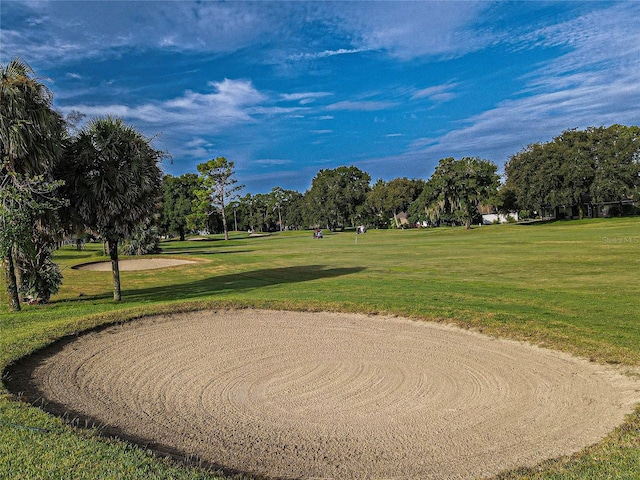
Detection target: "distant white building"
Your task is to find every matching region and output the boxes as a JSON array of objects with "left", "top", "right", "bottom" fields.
[{"left": 482, "top": 212, "right": 519, "bottom": 225}]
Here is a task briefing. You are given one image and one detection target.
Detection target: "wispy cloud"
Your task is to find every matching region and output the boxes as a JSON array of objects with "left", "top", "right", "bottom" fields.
[
  {"left": 281, "top": 92, "right": 333, "bottom": 105},
  {"left": 255, "top": 158, "right": 292, "bottom": 167},
  {"left": 325, "top": 100, "right": 397, "bottom": 112},
  {"left": 289, "top": 48, "right": 368, "bottom": 60},
  {"left": 409, "top": 3, "right": 640, "bottom": 165},
  {"left": 1, "top": 1, "right": 273, "bottom": 63},
  {"left": 2, "top": 1, "right": 493, "bottom": 68},
  {"left": 330, "top": 1, "right": 491, "bottom": 60},
  {"left": 412, "top": 83, "right": 459, "bottom": 102}
]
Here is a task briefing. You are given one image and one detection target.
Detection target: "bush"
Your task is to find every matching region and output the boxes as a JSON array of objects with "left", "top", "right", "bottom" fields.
[
  {"left": 17, "top": 249, "right": 63, "bottom": 304},
  {"left": 121, "top": 223, "right": 161, "bottom": 256},
  {"left": 20, "top": 257, "right": 62, "bottom": 303}
]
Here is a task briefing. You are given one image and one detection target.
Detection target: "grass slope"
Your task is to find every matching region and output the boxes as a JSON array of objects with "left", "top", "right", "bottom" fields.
[{"left": 1, "top": 218, "right": 639, "bottom": 479}]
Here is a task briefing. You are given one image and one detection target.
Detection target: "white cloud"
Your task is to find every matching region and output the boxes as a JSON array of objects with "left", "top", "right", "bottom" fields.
[
  {"left": 61, "top": 79, "right": 270, "bottom": 134},
  {"left": 1, "top": 1, "right": 273, "bottom": 65},
  {"left": 412, "top": 83, "right": 459, "bottom": 102},
  {"left": 2, "top": 1, "right": 493, "bottom": 69},
  {"left": 185, "top": 138, "right": 214, "bottom": 149},
  {"left": 328, "top": 1, "right": 491, "bottom": 60},
  {"left": 255, "top": 158, "right": 292, "bottom": 167},
  {"left": 325, "top": 100, "right": 397, "bottom": 112},
  {"left": 401, "top": 3, "right": 640, "bottom": 165},
  {"left": 281, "top": 92, "right": 333, "bottom": 105},
  {"left": 289, "top": 48, "right": 368, "bottom": 60}
]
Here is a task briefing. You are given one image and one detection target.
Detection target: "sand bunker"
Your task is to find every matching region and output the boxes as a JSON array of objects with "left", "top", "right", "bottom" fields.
[
  {"left": 75, "top": 258, "right": 196, "bottom": 271},
  {"left": 11, "top": 310, "right": 640, "bottom": 479}
]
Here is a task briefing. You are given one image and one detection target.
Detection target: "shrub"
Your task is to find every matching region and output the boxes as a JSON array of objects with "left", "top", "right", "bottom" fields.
[{"left": 121, "top": 223, "right": 161, "bottom": 256}]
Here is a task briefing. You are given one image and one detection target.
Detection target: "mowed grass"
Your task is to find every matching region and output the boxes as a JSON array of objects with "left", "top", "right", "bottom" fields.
[{"left": 1, "top": 217, "right": 639, "bottom": 479}]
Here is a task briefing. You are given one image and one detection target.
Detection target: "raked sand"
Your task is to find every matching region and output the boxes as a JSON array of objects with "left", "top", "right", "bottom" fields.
[
  {"left": 10, "top": 309, "right": 640, "bottom": 479},
  {"left": 74, "top": 258, "right": 196, "bottom": 271}
]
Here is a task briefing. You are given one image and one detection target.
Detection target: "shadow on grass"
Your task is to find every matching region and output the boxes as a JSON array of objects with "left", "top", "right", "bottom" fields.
[{"left": 122, "top": 264, "right": 366, "bottom": 302}]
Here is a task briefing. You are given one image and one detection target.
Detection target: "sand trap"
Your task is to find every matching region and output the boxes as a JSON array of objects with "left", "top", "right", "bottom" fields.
[
  {"left": 75, "top": 258, "right": 196, "bottom": 271},
  {"left": 10, "top": 310, "right": 640, "bottom": 479}
]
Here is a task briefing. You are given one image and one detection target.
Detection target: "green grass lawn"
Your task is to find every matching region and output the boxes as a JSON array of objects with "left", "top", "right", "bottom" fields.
[{"left": 2, "top": 218, "right": 640, "bottom": 479}]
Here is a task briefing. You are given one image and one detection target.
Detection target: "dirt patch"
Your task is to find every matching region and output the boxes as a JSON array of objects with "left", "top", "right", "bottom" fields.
[
  {"left": 9, "top": 310, "right": 640, "bottom": 479},
  {"left": 74, "top": 258, "right": 196, "bottom": 271}
]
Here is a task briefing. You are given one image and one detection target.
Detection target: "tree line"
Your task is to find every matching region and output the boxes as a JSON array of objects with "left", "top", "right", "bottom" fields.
[
  {"left": 3, "top": 58, "right": 639, "bottom": 310},
  {"left": 161, "top": 159, "right": 499, "bottom": 237},
  {"left": 162, "top": 124, "right": 640, "bottom": 238}
]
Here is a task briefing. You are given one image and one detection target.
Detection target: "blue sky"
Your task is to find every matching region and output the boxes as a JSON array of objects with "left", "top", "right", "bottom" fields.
[{"left": 2, "top": 1, "right": 639, "bottom": 193}]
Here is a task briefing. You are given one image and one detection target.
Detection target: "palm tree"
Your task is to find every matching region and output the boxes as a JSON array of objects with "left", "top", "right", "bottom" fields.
[
  {"left": 1, "top": 58, "right": 65, "bottom": 311},
  {"left": 62, "top": 117, "right": 164, "bottom": 301}
]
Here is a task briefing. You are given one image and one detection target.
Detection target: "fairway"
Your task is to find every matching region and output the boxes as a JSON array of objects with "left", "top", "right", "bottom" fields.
[
  {"left": 9, "top": 310, "right": 639, "bottom": 479},
  {"left": 2, "top": 218, "right": 640, "bottom": 479}
]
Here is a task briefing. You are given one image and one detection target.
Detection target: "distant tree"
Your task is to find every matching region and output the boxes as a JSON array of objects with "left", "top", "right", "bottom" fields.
[
  {"left": 557, "top": 129, "right": 595, "bottom": 218},
  {"left": 504, "top": 142, "right": 553, "bottom": 217},
  {"left": 281, "top": 189, "right": 305, "bottom": 230},
  {"left": 494, "top": 184, "right": 519, "bottom": 215},
  {"left": 305, "top": 166, "right": 371, "bottom": 230},
  {"left": 589, "top": 125, "right": 640, "bottom": 206},
  {"left": 366, "top": 179, "right": 388, "bottom": 227},
  {"left": 195, "top": 157, "right": 243, "bottom": 240},
  {"left": 234, "top": 193, "right": 255, "bottom": 232},
  {"left": 161, "top": 173, "right": 199, "bottom": 240},
  {"left": 386, "top": 178, "right": 424, "bottom": 227},
  {"left": 409, "top": 180, "right": 440, "bottom": 226},
  {"left": 61, "top": 117, "right": 164, "bottom": 301},
  {"left": 416, "top": 157, "right": 499, "bottom": 229},
  {"left": 269, "top": 187, "right": 286, "bottom": 231},
  {"left": 1, "top": 58, "right": 66, "bottom": 310},
  {"left": 505, "top": 126, "right": 640, "bottom": 218},
  {"left": 266, "top": 187, "right": 304, "bottom": 231},
  {"left": 253, "top": 193, "right": 272, "bottom": 231},
  {"left": 366, "top": 177, "right": 424, "bottom": 228}
]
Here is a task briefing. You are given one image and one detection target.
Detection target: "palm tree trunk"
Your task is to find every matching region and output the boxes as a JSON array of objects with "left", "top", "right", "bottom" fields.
[
  {"left": 108, "top": 238, "right": 122, "bottom": 302},
  {"left": 2, "top": 252, "right": 21, "bottom": 311}
]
